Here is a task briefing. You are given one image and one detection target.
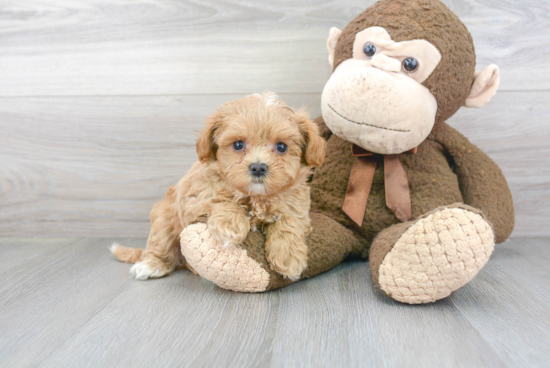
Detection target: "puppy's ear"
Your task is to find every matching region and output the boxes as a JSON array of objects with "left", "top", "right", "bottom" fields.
[
  {"left": 196, "top": 112, "right": 222, "bottom": 162},
  {"left": 296, "top": 112, "right": 326, "bottom": 167}
]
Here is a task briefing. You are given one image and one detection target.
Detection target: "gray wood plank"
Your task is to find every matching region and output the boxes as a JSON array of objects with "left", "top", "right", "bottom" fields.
[
  {"left": 0, "top": 0, "right": 547, "bottom": 97},
  {"left": 270, "top": 263, "right": 506, "bottom": 368},
  {"left": 0, "top": 91, "right": 545, "bottom": 237},
  {"left": 42, "top": 274, "right": 278, "bottom": 368},
  {"left": 0, "top": 237, "right": 77, "bottom": 274},
  {"left": 450, "top": 238, "right": 550, "bottom": 367},
  {"left": 34, "top": 238, "right": 278, "bottom": 368},
  {"left": 0, "top": 238, "right": 140, "bottom": 366},
  {"left": 0, "top": 237, "right": 549, "bottom": 367}
]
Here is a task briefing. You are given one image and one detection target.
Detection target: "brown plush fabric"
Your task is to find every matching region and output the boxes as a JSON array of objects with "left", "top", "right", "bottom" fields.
[
  {"left": 310, "top": 114, "right": 514, "bottom": 243},
  {"left": 333, "top": 0, "right": 476, "bottom": 123},
  {"left": 310, "top": 127, "right": 467, "bottom": 248}
]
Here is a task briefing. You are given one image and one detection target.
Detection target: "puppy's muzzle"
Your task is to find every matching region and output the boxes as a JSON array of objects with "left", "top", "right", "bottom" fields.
[{"left": 249, "top": 163, "right": 268, "bottom": 178}]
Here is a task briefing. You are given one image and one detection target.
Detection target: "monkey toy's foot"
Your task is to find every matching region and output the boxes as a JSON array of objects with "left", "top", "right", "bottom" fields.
[
  {"left": 369, "top": 204, "right": 495, "bottom": 304},
  {"left": 180, "top": 223, "right": 271, "bottom": 292}
]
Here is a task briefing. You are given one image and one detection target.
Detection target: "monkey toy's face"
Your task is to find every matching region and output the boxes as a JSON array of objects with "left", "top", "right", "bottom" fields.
[{"left": 321, "top": 27, "right": 443, "bottom": 154}]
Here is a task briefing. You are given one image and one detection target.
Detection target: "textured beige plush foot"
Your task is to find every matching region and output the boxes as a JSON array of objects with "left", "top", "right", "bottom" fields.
[
  {"left": 180, "top": 223, "right": 270, "bottom": 292},
  {"left": 376, "top": 207, "right": 495, "bottom": 304}
]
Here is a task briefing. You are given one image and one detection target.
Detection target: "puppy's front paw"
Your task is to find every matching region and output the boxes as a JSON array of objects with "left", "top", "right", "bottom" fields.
[
  {"left": 207, "top": 212, "right": 250, "bottom": 248},
  {"left": 130, "top": 261, "right": 168, "bottom": 280},
  {"left": 266, "top": 239, "right": 308, "bottom": 281}
]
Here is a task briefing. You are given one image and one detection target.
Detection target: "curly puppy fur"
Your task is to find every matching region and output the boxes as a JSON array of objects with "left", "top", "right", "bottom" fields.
[{"left": 111, "top": 92, "right": 326, "bottom": 281}]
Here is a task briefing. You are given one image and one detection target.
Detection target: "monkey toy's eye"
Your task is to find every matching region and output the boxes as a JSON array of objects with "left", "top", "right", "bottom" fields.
[
  {"left": 275, "top": 142, "right": 288, "bottom": 154},
  {"left": 233, "top": 140, "right": 245, "bottom": 151},
  {"left": 363, "top": 43, "right": 376, "bottom": 58},
  {"left": 403, "top": 58, "right": 419, "bottom": 73}
]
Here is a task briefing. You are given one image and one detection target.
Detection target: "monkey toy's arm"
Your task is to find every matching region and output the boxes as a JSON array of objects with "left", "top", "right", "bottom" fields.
[{"left": 431, "top": 122, "right": 515, "bottom": 243}]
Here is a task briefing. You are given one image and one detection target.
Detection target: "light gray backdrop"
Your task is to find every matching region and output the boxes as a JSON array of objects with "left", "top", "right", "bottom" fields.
[{"left": 0, "top": 0, "right": 548, "bottom": 237}]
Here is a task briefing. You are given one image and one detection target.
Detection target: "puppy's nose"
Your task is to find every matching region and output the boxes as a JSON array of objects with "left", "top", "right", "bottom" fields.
[{"left": 249, "top": 163, "right": 268, "bottom": 178}]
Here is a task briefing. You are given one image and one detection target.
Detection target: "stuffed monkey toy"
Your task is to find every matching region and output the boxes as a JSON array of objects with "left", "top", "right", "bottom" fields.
[{"left": 179, "top": 0, "right": 515, "bottom": 304}]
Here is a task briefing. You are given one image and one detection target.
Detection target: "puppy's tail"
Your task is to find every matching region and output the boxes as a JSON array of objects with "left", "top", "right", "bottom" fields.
[{"left": 110, "top": 243, "right": 143, "bottom": 264}]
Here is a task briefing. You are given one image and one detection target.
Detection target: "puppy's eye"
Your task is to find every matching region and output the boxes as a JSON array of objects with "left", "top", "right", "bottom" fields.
[
  {"left": 233, "top": 140, "right": 245, "bottom": 151},
  {"left": 275, "top": 142, "right": 288, "bottom": 154},
  {"left": 363, "top": 43, "right": 376, "bottom": 58},
  {"left": 403, "top": 57, "right": 419, "bottom": 73}
]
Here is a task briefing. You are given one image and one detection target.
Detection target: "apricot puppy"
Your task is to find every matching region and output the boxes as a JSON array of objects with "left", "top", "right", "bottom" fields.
[{"left": 111, "top": 92, "right": 325, "bottom": 281}]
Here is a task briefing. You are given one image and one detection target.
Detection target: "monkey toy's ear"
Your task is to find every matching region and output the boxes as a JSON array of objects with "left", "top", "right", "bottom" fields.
[
  {"left": 464, "top": 64, "right": 500, "bottom": 108},
  {"left": 196, "top": 112, "right": 222, "bottom": 162},
  {"left": 327, "top": 27, "right": 342, "bottom": 68}
]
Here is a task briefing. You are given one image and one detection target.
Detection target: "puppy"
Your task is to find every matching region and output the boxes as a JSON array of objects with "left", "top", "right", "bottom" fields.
[{"left": 111, "top": 92, "right": 325, "bottom": 281}]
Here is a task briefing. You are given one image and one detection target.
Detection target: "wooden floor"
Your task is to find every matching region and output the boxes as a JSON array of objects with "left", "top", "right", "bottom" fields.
[{"left": 1, "top": 237, "right": 549, "bottom": 367}]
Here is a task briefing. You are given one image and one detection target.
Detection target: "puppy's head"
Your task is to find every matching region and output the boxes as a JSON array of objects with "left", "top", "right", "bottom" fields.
[{"left": 196, "top": 92, "right": 326, "bottom": 196}]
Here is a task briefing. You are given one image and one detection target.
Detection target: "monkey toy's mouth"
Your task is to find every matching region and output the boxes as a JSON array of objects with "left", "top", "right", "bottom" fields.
[{"left": 327, "top": 103, "right": 411, "bottom": 133}]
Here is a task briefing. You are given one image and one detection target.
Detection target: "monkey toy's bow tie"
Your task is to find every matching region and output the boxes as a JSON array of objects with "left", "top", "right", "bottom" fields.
[{"left": 342, "top": 144, "right": 417, "bottom": 226}]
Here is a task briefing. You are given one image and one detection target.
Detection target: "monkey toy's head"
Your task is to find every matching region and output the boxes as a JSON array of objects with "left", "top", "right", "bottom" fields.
[{"left": 321, "top": 0, "right": 500, "bottom": 154}]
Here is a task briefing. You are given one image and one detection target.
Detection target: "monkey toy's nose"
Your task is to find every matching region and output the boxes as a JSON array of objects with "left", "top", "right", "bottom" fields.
[
  {"left": 249, "top": 163, "right": 268, "bottom": 178},
  {"left": 371, "top": 54, "right": 401, "bottom": 73}
]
